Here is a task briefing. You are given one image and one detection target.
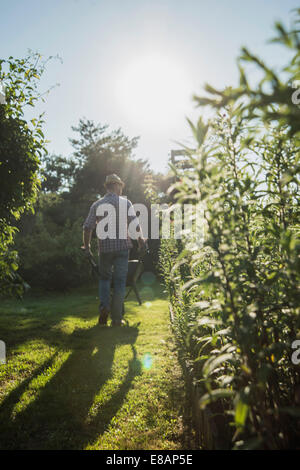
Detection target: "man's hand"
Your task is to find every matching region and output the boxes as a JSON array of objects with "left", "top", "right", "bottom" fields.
[
  {"left": 82, "top": 228, "right": 93, "bottom": 256},
  {"left": 81, "top": 245, "right": 93, "bottom": 257},
  {"left": 137, "top": 237, "right": 148, "bottom": 254}
]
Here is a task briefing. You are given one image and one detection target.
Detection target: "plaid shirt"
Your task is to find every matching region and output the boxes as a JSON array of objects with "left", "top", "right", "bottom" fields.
[{"left": 83, "top": 192, "right": 140, "bottom": 253}]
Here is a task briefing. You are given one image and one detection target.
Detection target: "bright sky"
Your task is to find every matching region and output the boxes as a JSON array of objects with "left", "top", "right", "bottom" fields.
[{"left": 1, "top": 0, "right": 299, "bottom": 173}]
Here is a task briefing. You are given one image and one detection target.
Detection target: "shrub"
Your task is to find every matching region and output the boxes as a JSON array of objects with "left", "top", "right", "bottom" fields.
[{"left": 160, "top": 12, "right": 300, "bottom": 449}]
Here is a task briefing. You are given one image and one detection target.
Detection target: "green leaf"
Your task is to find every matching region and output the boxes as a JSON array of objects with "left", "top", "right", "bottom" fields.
[
  {"left": 203, "top": 353, "right": 234, "bottom": 377},
  {"left": 235, "top": 399, "right": 249, "bottom": 428},
  {"left": 199, "top": 389, "right": 234, "bottom": 409}
]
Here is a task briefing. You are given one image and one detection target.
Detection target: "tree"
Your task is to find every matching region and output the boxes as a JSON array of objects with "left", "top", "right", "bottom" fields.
[
  {"left": 68, "top": 118, "right": 148, "bottom": 203},
  {"left": 40, "top": 153, "right": 77, "bottom": 193},
  {"left": 0, "top": 52, "right": 49, "bottom": 296}
]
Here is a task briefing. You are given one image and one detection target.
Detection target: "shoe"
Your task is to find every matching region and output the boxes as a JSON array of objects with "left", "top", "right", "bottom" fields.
[{"left": 98, "top": 306, "right": 109, "bottom": 325}]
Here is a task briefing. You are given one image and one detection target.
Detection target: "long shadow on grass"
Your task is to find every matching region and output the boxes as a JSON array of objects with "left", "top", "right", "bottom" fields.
[{"left": 0, "top": 324, "right": 141, "bottom": 450}]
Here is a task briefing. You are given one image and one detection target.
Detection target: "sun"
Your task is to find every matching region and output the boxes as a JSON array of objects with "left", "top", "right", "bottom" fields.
[{"left": 114, "top": 52, "right": 192, "bottom": 131}]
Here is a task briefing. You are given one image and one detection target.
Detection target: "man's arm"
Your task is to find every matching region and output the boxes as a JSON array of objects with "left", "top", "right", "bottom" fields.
[
  {"left": 81, "top": 202, "right": 97, "bottom": 254},
  {"left": 82, "top": 227, "right": 93, "bottom": 252}
]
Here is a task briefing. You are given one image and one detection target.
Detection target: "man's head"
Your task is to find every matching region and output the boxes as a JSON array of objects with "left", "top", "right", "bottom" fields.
[{"left": 104, "top": 174, "right": 125, "bottom": 195}]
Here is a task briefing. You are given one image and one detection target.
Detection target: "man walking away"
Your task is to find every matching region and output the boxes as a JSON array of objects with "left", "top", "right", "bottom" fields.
[{"left": 82, "top": 174, "right": 145, "bottom": 326}]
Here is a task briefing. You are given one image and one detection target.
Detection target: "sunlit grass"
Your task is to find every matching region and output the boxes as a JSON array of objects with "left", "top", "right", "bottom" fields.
[
  {"left": 0, "top": 282, "right": 184, "bottom": 450},
  {"left": 10, "top": 349, "right": 71, "bottom": 418}
]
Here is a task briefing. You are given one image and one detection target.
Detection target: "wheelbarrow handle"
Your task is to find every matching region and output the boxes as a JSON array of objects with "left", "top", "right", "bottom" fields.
[{"left": 81, "top": 248, "right": 100, "bottom": 276}]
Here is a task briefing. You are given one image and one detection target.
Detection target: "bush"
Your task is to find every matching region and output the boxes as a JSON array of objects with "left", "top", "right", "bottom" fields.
[
  {"left": 0, "top": 53, "right": 49, "bottom": 296},
  {"left": 160, "top": 13, "right": 300, "bottom": 449},
  {"left": 15, "top": 194, "right": 96, "bottom": 291}
]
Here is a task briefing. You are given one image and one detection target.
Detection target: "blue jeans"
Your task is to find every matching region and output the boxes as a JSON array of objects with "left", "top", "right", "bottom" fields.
[{"left": 98, "top": 249, "right": 129, "bottom": 323}]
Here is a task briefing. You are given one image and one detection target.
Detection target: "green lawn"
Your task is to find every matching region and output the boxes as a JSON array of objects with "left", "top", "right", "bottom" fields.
[{"left": 0, "top": 281, "right": 185, "bottom": 450}]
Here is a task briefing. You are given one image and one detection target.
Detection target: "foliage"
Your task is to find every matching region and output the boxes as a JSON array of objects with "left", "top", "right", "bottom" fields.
[
  {"left": 0, "top": 52, "right": 50, "bottom": 296},
  {"left": 69, "top": 118, "right": 147, "bottom": 202},
  {"left": 159, "top": 12, "right": 300, "bottom": 449},
  {"left": 40, "top": 153, "right": 77, "bottom": 192},
  {"left": 15, "top": 197, "right": 91, "bottom": 291}
]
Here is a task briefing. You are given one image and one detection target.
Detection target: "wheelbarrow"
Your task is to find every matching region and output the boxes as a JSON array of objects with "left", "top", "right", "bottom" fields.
[{"left": 84, "top": 245, "right": 149, "bottom": 312}]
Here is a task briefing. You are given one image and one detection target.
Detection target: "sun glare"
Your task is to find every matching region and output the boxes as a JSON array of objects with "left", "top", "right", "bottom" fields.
[{"left": 115, "top": 53, "right": 192, "bottom": 131}]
